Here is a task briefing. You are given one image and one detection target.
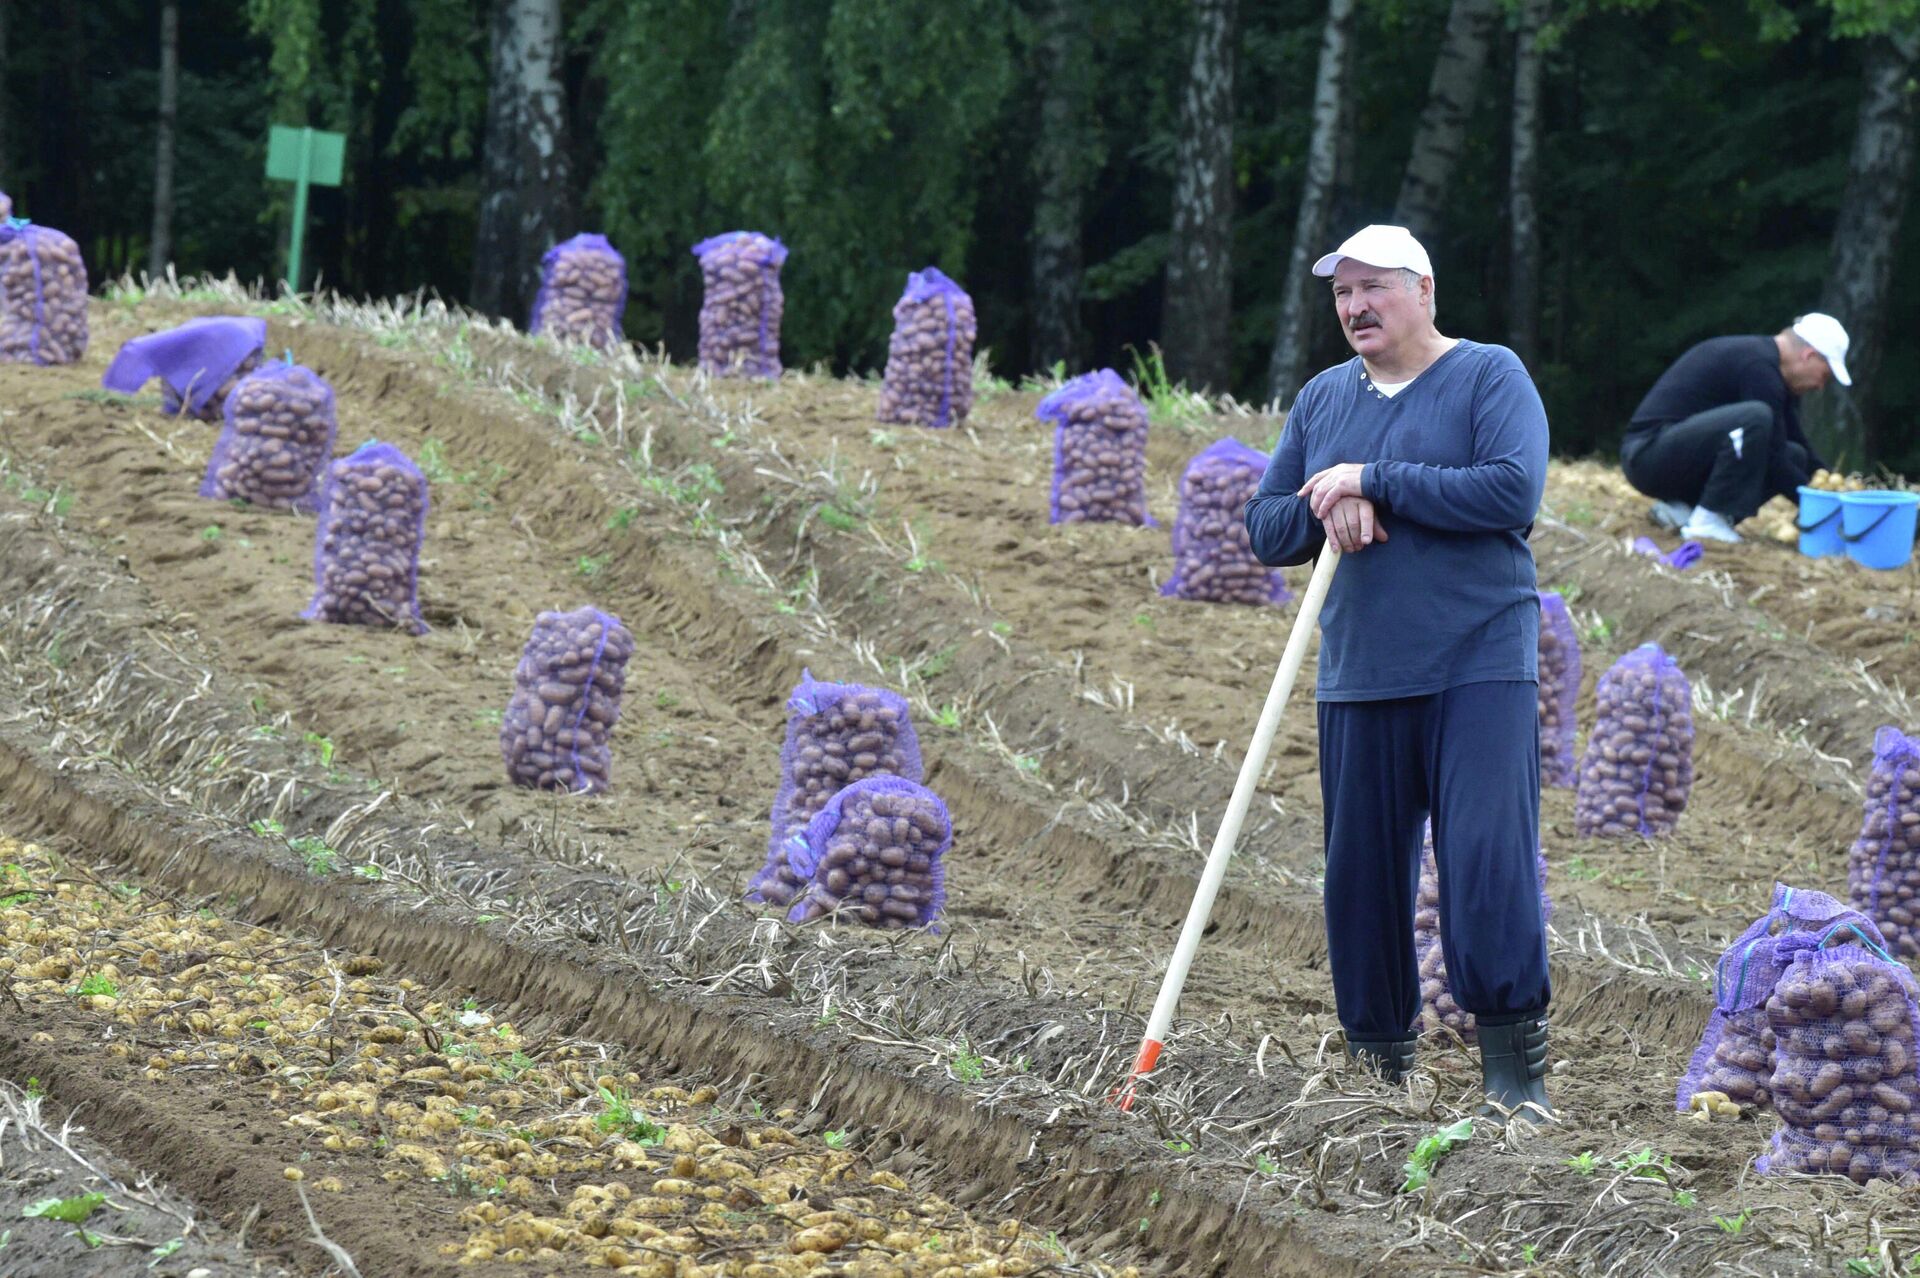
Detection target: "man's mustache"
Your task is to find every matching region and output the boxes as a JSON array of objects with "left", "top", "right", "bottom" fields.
[{"left": 1349, "top": 312, "right": 1381, "bottom": 331}]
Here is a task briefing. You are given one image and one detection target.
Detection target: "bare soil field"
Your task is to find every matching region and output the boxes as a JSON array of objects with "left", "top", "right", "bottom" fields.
[{"left": 0, "top": 283, "right": 1917, "bottom": 1274}]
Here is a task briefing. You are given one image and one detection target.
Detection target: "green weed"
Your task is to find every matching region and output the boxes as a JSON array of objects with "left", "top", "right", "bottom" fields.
[
  {"left": 949, "top": 1044, "right": 985, "bottom": 1083},
  {"left": 1401, "top": 1117, "right": 1474, "bottom": 1193},
  {"left": 607, "top": 506, "right": 639, "bottom": 532},
  {"left": 289, "top": 836, "right": 338, "bottom": 876},
  {"left": 823, "top": 1130, "right": 848, "bottom": 1150},
  {"left": 818, "top": 502, "right": 863, "bottom": 533},
  {"left": 1712, "top": 1209, "right": 1750, "bottom": 1235},
  {"left": 576, "top": 554, "right": 609, "bottom": 578},
  {"left": 200, "top": 524, "right": 222, "bottom": 542},
  {"left": 932, "top": 703, "right": 961, "bottom": 729},
  {"left": 71, "top": 974, "right": 117, "bottom": 999},
  {"left": 594, "top": 1085, "right": 667, "bottom": 1145},
  {"left": 22, "top": 1192, "right": 104, "bottom": 1224}
]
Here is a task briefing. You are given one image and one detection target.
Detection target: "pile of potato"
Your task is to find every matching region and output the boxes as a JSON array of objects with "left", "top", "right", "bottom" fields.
[
  {"left": 199, "top": 361, "right": 337, "bottom": 511},
  {"left": 302, "top": 442, "right": 429, "bottom": 634},
  {"left": 0, "top": 222, "right": 87, "bottom": 365},
  {"left": 692, "top": 231, "right": 786, "bottom": 378},
  {"left": 877, "top": 267, "right": 977, "bottom": 429},
  {"left": 1161, "top": 437, "right": 1289, "bottom": 604},
  {"left": 784, "top": 776, "right": 949, "bottom": 930},
  {"left": 1678, "top": 887, "right": 1882, "bottom": 1114},
  {"left": 747, "top": 672, "right": 922, "bottom": 907},
  {"left": 1574, "top": 643, "right": 1693, "bottom": 837},
  {"left": 1808, "top": 469, "right": 1871, "bottom": 494},
  {"left": 1762, "top": 937, "right": 1920, "bottom": 1184},
  {"left": 1040, "top": 369, "right": 1153, "bottom": 526},
  {"left": 1414, "top": 825, "right": 1551, "bottom": 1040},
  {"left": 1848, "top": 727, "right": 1920, "bottom": 959},
  {"left": 500, "top": 607, "right": 634, "bottom": 794},
  {"left": 1538, "top": 592, "right": 1581, "bottom": 788},
  {"left": 529, "top": 233, "right": 627, "bottom": 350}
]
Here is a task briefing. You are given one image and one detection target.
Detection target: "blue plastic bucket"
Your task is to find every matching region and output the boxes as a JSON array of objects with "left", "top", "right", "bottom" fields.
[
  {"left": 1841, "top": 490, "right": 1920, "bottom": 570},
  {"left": 1796, "top": 486, "right": 1844, "bottom": 558}
]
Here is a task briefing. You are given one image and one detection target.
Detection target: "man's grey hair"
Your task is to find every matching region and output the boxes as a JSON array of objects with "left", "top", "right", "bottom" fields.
[{"left": 1399, "top": 268, "right": 1437, "bottom": 322}]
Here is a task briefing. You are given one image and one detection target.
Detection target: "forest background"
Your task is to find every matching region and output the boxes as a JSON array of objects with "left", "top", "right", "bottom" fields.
[{"left": 6, "top": 0, "right": 1918, "bottom": 468}]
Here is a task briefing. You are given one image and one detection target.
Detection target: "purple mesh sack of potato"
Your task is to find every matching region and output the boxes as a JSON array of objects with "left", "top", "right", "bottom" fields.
[
  {"left": 1040, "top": 369, "right": 1154, "bottom": 526},
  {"left": 692, "top": 231, "right": 786, "bottom": 378},
  {"left": 1573, "top": 643, "right": 1693, "bottom": 838},
  {"left": 500, "top": 607, "right": 633, "bottom": 794},
  {"left": 1161, "top": 438, "right": 1290, "bottom": 605},
  {"left": 1537, "top": 592, "right": 1581, "bottom": 788},
  {"left": 102, "top": 315, "right": 267, "bottom": 420},
  {"left": 0, "top": 220, "right": 87, "bottom": 365},
  {"left": 302, "top": 441, "right": 429, "bottom": 634},
  {"left": 1760, "top": 925, "right": 1920, "bottom": 1185},
  {"left": 746, "top": 670, "right": 924, "bottom": 907},
  {"left": 784, "top": 775, "right": 950, "bottom": 931},
  {"left": 199, "top": 359, "right": 337, "bottom": 511},
  {"left": 877, "top": 267, "right": 976, "bottom": 429},
  {"left": 1415, "top": 823, "right": 1551, "bottom": 1040},
  {"left": 1848, "top": 727, "right": 1920, "bottom": 960},
  {"left": 1676, "top": 885, "right": 1886, "bottom": 1113},
  {"left": 529, "top": 233, "right": 628, "bottom": 349}
]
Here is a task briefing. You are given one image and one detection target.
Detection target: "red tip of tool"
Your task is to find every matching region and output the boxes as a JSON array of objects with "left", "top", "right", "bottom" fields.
[{"left": 1109, "top": 1039, "right": 1164, "bottom": 1111}]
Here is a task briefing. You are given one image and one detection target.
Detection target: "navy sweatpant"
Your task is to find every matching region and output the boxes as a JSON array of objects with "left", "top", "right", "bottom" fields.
[{"left": 1317, "top": 679, "right": 1551, "bottom": 1044}]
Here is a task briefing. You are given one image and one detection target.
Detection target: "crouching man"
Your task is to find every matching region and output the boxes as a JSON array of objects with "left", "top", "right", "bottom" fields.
[
  {"left": 1245, "top": 224, "right": 1554, "bottom": 1122},
  {"left": 1620, "top": 314, "right": 1849, "bottom": 543}
]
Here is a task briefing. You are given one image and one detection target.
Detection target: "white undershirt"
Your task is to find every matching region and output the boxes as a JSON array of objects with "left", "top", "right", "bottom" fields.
[{"left": 1371, "top": 378, "right": 1412, "bottom": 398}]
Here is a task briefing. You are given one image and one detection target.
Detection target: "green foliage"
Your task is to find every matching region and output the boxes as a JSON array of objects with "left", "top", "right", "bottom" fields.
[
  {"left": 71, "top": 974, "right": 118, "bottom": 999},
  {"left": 21, "top": 1193, "right": 105, "bottom": 1224},
  {"left": 595, "top": 1086, "right": 668, "bottom": 1144},
  {"left": 1401, "top": 1118, "right": 1474, "bottom": 1193}
]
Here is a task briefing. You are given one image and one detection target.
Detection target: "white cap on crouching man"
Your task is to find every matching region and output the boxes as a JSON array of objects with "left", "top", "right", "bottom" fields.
[
  {"left": 1792, "top": 312, "right": 1852, "bottom": 386},
  {"left": 1312, "top": 224, "right": 1434, "bottom": 279}
]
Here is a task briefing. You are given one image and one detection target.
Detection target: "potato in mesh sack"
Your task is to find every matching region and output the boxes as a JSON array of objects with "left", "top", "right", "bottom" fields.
[
  {"left": 692, "top": 230, "right": 786, "bottom": 378},
  {"left": 1760, "top": 926, "right": 1920, "bottom": 1184},
  {"left": 1161, "top": 437, "right": 1289, "bottom": 605},
  {"left": 529, "top": 233, "right": 627, "bottom": 349},
  {"left": 199, "top": 359, "right": 337, "bottom": 511},
  {"left": 877, "top": 267, "right": 975, "bottom": 429},
  {"left": 500, "top": 607, "right": 633, "bottom": 794},
  {"left": 1573, "top": 643, "right": 1693, "bottom": 838},
  {"left": 301, "top": 441, "right": 429, "bottom": 634},
  {"left": 746, "top": 670, "right": 923, "bottom": 907},
  {"left": 784, "top": 775, "right": 950, "bottom": 931},
  {"left": 1848, "top": 727, "right": 1920, "bottom": 960},
  {"left": 101, "top": 315, "right": 267, "bottom": 420},
  {"left": 1415, "top": 822, "right": 1551, "bottom": 1040},
  {"left": 0, "top": 220, "right": 87, "bottom": 365},
  {"left": 1537, "top": 591, "right": 1581, "bottom": 788},
  {"left": 1677, "top": 884, "right": 1886, "bottom": 1114},
  {"left": 1039, "top": 369, "right": 1154, "bottom": 526}
]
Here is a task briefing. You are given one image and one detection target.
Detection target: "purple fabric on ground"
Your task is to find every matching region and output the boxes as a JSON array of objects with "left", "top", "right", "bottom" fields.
[{"left": 101, "top": 316, "right": 268, "bottom": 416}]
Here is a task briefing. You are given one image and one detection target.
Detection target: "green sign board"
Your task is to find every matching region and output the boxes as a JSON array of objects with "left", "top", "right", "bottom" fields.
[{"left": 264, "top": 125, "right": 346, "bottom": 293}]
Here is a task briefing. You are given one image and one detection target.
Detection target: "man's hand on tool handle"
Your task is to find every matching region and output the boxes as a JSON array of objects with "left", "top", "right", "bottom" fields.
[{"left": 1301, "top": 464, "right": 1387, "bottom": 553}]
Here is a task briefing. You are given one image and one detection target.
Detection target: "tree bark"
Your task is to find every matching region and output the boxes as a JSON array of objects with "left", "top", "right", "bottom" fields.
[
  {"left": 149, "top": 0, "right": 179, "bottom": 277},
  {"left": 1392, "top": 0, "right": 1499, "bottom": 244},
  {"left": 1266, "top": 0, "right": 1356, "bottom": 407},
  {"left": 1029, "top": 0, "right": 1090, "bottom": 372},
  {"left": 470, "top": 0, "right": 575, "bottom": 322},
  {"left": 1819, "top": 29, "right": 1920, "bottom": 463},
  {"left": 1161, "top": 0, "right": 1239, "bottom": 393},
  {"left": 1506, "top": 0, "right": 1547, "bottom": 367}
]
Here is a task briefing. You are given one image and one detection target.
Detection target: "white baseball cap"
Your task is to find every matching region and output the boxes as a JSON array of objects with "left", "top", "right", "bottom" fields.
[
  {"left": 1312, "top": 224, "right": 1434, "bottom": 279},
  {"left": 1791, "top": 312, "right": 1852, "bottom": 386}
]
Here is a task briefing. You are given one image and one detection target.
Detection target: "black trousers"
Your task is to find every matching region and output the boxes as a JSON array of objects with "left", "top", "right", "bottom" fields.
[
  {"left": 1621, "top": 401, "right": 1811, "bottom": 523},
  {"left": 1318, "top": 681, "right": 1549, "bottom": 1043}
]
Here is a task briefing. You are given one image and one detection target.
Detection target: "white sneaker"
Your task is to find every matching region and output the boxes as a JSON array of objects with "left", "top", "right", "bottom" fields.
[
  {"left": 1680, "top": 508, "right": 1743, "bottom": 544},
  {"left": 1649, "top": 500, "right": 1694, "bottom": 531}
]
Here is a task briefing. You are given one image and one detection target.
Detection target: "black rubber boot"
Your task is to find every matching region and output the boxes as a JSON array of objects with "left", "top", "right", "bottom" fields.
[
  {"left": 1345, "top": 1036, "right": 1417, "bottom": 1084},
  {"left": 1477, "top": 1017, "right": 1554, "bottom": 1124}
]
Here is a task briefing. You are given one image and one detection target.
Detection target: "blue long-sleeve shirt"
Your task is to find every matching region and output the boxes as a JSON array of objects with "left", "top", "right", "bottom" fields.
[{"left": 1245, "top": 340, "right": 1550, "bottom": 701}]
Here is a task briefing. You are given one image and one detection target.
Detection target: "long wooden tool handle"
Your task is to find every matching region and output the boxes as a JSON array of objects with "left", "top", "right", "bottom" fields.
[{"left": 1114, "top": 540, "right": 1341, "bottom": 1108}]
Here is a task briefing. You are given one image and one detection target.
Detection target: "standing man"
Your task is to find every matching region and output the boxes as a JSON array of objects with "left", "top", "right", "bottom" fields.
[
  {"left": 1245, "top": 225, "right": 1553, "bottom": 1122},
  {"left": 1619, "top": 315, "right": 1849, "bottom": 544}
]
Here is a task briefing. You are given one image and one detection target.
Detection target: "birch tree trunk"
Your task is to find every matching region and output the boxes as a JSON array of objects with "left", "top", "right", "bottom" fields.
[
  {"left": 1507, "top": 0, "right": 1547, "bottom": 367},
  {"left": 471, "top": 0, "right": 575, "bottom": 322},
  {"left": 1029, "top": 0, "right": 1091, "bottom": 372},
  {"left": 1266, "top": 0, "right": 1355, "bottom": 407},
  {"left": 1161, "top": 0, "right": 1239, "bottom": 392},
  {"left": 1819, "top": 29, "right": 1919, "bottom": 463},
  {"left": 149, "top": 0, "right": 179, "bottom": 277},
  {"left": 1392, "top": 0, "right": 1499, "bottom": 243}
]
